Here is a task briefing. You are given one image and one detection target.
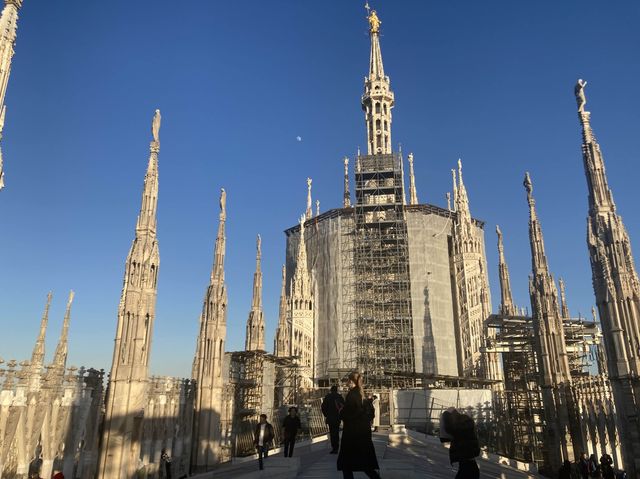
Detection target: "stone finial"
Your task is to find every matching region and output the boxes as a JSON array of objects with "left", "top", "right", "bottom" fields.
[
  {"left": 446, "top": 192, "right": 451, "bottom": 211},
  {"left": 306, "top": 178, "right": 313, "bottom": 219},
  {"left": 316, "top": 199, "right": 320, "bottom": 217},
  {"left": 219, "top": 188, "right": 226, "bottom": 221}
]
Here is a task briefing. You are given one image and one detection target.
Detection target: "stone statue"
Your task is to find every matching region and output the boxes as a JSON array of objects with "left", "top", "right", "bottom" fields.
[
  {"left": 368, "top": 10, "right": 381, "bottom": 34},
  {"left": 220, "top": 188, "right": 226, "bottom": 216},
  {"left": 575, "top": 79, "right": 587, "bottom": 112},
  {"left": 152, "top": 109, "right": 161, "bottom": 143}
]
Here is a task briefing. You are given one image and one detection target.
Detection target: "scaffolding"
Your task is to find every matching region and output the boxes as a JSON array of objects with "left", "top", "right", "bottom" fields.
[
  {"left": 484, "top": 313, "right": 603, "bottom": 465},
  {"left": 344, "top": 152, "right": 415, "bottom": 388}
]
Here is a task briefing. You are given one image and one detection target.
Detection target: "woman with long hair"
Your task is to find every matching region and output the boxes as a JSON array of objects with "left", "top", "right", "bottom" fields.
[{"left": 337, "top": 372, "right": 382, "bottom": 479}]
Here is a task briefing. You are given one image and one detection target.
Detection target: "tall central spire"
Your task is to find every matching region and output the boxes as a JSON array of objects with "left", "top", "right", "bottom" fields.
[
  {"left": 362, "top": 8, "right": 394, "bottom": 155},
  {"left": 496, "top": 225, "right": 516, "bottom": 316}
]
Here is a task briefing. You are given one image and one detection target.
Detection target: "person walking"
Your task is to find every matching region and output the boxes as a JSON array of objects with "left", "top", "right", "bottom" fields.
[
  {"left": 336, "top": 372, "right": 382, "bottom": 479},
  {"left": 322, "top": 385, "right": 345, "bottom": 454},
  {"left": 439, "top": 408, "right": 481, "bottom": 479},
  {"left": 283, "top": 407, "right": 302, "bottom": 457},
  {"left": 253, "top": 413, "right": 275, "bottom": 470}
]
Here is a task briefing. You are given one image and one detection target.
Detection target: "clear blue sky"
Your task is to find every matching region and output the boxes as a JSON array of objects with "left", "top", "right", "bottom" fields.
[{"left": 1, "top": 1, "right": 639, "bottom": 378}]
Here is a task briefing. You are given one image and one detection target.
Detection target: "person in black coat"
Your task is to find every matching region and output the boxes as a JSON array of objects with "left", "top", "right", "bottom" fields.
[
  {"left": 282, "top": 407, "right": 302, "bottom": 457},
  {"left": 336, "top": 372, "right": 382, "bottom": 479},
  {"left": 253, "top": 414, "right": 275, "bottom": 470},
  {"left": 440, "top": 408, "right": 480, "bottom": 479},
  {"left": 322, "top": 385, "right": 345, "bottom": 453}
]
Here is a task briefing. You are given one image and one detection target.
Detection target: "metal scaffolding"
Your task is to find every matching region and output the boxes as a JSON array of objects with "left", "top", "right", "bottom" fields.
[{"left": 344, "top": 152, "right": 416, "bottom": 388}]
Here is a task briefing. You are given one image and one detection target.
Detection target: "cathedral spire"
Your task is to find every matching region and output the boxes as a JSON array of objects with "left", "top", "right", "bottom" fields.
[
  {"left": 136, "top": 110, "right": 161, "bottom": 234},
  {"left": 98, "top": 110, "right": 161, "bottom": 479},
  {"left": 343, "top": 157, "right": 351, "bottom": 207},
  {"left": 191, "top": 187, "right": 228, "bottom": 471},
  {"left": 524, "top": 172, "right": 551, "bottom": 278},
  {"left": 211, "top": 188, "right": 226, "bottom": 283},
  {"left": 454, "top": 160, "right": 473, "bottom": 234},
  {"left": 408, "top": 153, "right": 418, "bottom": 205},
  {"left": 51, "top": 290, "right": 74, "bottom": 372},
  {"left": 575, "top": 79, "right": 616, "bottom": 215},
  {"left": 362, "top": 7, "right": 394, "bottom": 155},
  {"left": 577, "top": 80, "right": 640, "bottom": 474},
  {"left": 245, "top": 234, "right": 265, "bottom": 351},
  {"left": 0, "top": 0, "right": 23, "bottom": 191},
  {"left": 305, "top": 178, "right": 313, "bottom": 220},
  {"left": 30, "top": 291, "right": 52, "bottom": 378},
  {"left": 274, "top": 264, "right": 290, "bottom": 357},
  {"left": 496, "top": 225, "right": 516, "bottom": 316}
]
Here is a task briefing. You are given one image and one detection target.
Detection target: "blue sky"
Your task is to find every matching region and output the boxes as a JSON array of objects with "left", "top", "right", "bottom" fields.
[{"left": 1, "top": 1, "right": 639, "bottom": 378}]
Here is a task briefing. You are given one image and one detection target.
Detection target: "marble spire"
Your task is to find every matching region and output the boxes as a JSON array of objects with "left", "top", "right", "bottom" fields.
[
  {"left": 496, "top": 225, "right": 516, "bottom": 316},
  {"left": 0, "top": 0, "right": 23, "bottom": 191},
  {"left": 98, "top": 110, "right": 161, "bottom": 479},
  {"left": 576, "top": 79, "right": 640, "bottom": 474},
  {"left": 49, "top": 290, "right": 74, "bottom": 378},
  {"left": 28, "top": 291, "right": 52, "bottom": 390},
  {"left": 245, "top": 234, "right": 265, "bottom": 351},
  {"left": 524, "top": 171, "right": 577, "bottom": 470},
  {"left": 191, "top": 187, "right": 228, "bottom": 472},
  {"left": 274, "top": 264, "right": 290, "bottom": 357},
  {"left": 362, "top": 8, "right": 394, "bottom": 155},
  {"left": 558, "top": 278, "right": 570, "bottom": 319},
  {"left": 408, "top": 153, "right": 418, "bottom": 205},
  {"left": 343, "top": 157, "right": 351, "bottom": 207}
]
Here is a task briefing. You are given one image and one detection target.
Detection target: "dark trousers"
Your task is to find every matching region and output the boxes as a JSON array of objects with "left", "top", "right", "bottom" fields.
[
  {"left": 328, "top": 421, "right": 340, "bottom": 452},
  {"left": 456, "top": 460, "right": 480, "bottom": 479},
  {"left": 342, "top": 470, "right": 382, "bottom": 479},
  {"left": 283, "top": 438, "right": 296, "bottom": 457},
  {"left": 257, "top": 445, "right": 269, "bottom": 469}
]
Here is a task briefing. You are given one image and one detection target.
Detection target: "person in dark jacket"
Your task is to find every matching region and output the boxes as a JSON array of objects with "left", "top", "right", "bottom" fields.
[
  {"left": 579, "top": 453, "right": 590, "bottom": 479},
  {"left": 322, "top": 385, "right": 345, "bottom": 453},
  {"left": 161, "top": 449, "right": 172, "bottom": 479},
  {"left": 559, "top": 460, "right": 573, "bottom": 479},
  {"left": 440, "top": 408, "right": 480, "bottom": 479},
  {"left": 600, "top": 454, "right": 614, "bottom": 479},
  {"left": 336, "top": 372, "right": 382, "bottom": 479},
  {"left": 282, "top": 407, "right": 302, "bottom": 457},
  {"left": 253, "top": 414, "right": 275, "bottom": 470}
]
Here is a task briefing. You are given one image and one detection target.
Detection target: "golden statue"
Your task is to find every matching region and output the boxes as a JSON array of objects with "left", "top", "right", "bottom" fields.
[{"left": 368, "top": 10, "right": 381, "bottom": 34}]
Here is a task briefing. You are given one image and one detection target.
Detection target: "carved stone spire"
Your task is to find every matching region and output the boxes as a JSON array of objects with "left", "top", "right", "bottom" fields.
[
  {"left": 343, "top": 157, "right": 351, "bottom": 207},
  {"left": 98, "top": 110, "right": 161, "bottom": 479},
  {"left": 363, "top": 8, "right": 394, "bottom": 155},
  {"left": 316, "top": 199, "right": 320, "bottom": 217},
  {"left": 191, "top": 188, "right": 228, "bottom": 472},
  {"left": 274, "top": 264, "right": 290, "bottom": 357},
  {"left": 454, "top": 160, "right": 472, "bottom": 234},
  {"left": 245, "top": 234, "right": 265, "bottom": 351},
  {"left": 50, "top": 290, "right": 74, "bottom": 374},
  {"left": 523, "top": 172, "right": 577, "bottom": 470},
  {"left": 289, "top": 215, "right": 314, "bottom": 388},
  {"left": 496, "top": 225, "right": 516, "bottom": 316},
  {"left": 0, "top": 0, "right": 23, "bottom": 191},
  {"left": 28, "top": 291, "right": 52, "bottom": 389},
  {"left": 408, "top": 153, "right": 418, "bottom": 205},
  {"left": 305, "top": 177, "right": 313, "bottom": 220},
  {"left": 577, "top": 79, "right": 640, "bottom": 474}
]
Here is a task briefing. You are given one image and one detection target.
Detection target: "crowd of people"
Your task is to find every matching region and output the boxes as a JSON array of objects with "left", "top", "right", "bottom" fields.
[{"left": 559, "top": 452, "right": 622, "bottom": 479}]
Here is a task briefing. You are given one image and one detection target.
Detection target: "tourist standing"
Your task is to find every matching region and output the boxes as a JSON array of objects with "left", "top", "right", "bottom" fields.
[
  {"left": 336, "top": 372, "right": 382, "bottom": 479},
  {"left": 439, "top": 408, "right": 480, "bottom": 479},
  {"left": 559, "top": 460, "right": 573, "bottom": 479},
  {"left": 589, "top": 454, "right": 602, "bottom": 479},
  {"left": 253, "top": 414, "right": 275, "bottom": 470},
  {"left": 283, "top": 407, "right": 302, "bottom": 457},
  {"left": 600, "top": 453, "right": 614, "bottom": 479},
  {"left": 322, "top": 385, "right": 345, "bottom": 454},
  {"left": 579, "top": 453, "right": 590, "bottom": 479}
]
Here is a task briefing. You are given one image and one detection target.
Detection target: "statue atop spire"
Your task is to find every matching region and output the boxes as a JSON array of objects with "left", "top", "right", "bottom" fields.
[
  {"left": 367, "top": 9, "right": 381, "bottom": 34},
  {"left": 575, "top": 79, "right": 587, "bottom": 113}
]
